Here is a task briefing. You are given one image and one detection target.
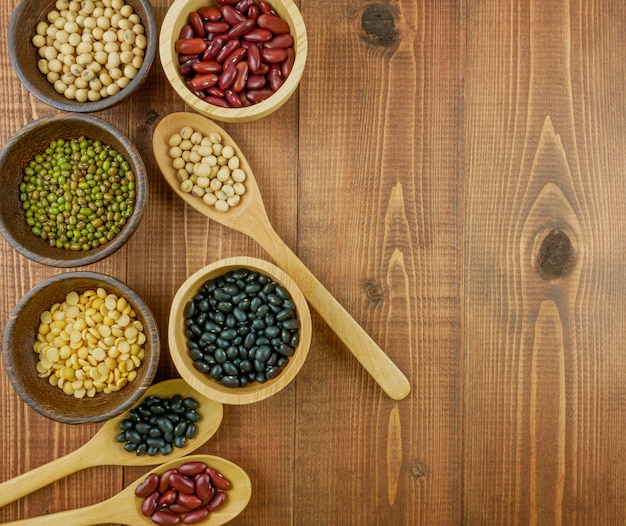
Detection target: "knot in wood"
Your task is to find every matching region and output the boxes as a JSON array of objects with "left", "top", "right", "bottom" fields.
[
  {"left": 361, "top": 4, "right": 398, "bottom": 47},
  {"left": 535, "top": 228, "right": 575, "bottom": 280}
]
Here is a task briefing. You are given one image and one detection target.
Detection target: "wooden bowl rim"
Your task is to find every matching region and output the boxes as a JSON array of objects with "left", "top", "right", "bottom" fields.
[
  {"left": 0, "top": 112, "right": 147, "bottom": 267},
  {"left": 168, "top": 256, "right": 312, "bottom": 405},
  {"left": 8, "top": 0, "right": 158, "bottom": 113},
  {"left": 2, "top": 271, "right": 161, "bottom": 424},
  {"left": 159, "top": 0, "right": 308, "bottom": 122}
]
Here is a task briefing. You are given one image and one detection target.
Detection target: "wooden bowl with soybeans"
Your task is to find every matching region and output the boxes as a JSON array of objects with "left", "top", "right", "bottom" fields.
[
  {"left": 8, "top": 0, "right": 157, "bottom": 112},
  {"left": 2, "top": 271, "right": 160, "bottom": 424}
]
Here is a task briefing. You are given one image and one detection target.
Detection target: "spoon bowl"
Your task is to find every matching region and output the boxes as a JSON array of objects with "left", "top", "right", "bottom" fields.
[
  {"left": 0, "top": 378, "right": 223, "bottom": 508},
  {"left": 4, "top": 454, "right": 251, "bottom": 526},
  {"left": 153, "top": 112, "right": 411, "bottom": 401}
]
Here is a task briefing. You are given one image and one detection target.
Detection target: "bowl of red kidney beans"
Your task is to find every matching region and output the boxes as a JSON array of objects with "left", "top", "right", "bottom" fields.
[{"left": 160, "top": 0, "right": 307, "bottom": 122}]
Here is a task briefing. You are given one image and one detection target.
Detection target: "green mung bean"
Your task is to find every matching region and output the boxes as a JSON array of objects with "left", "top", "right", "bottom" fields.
[{"left": 19, "top": 136, "right": 135, "bottom": 251}]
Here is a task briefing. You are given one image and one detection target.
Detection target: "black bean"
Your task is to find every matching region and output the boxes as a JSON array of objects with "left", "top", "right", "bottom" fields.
[
  {"left": 193, "top": 359, "right": 212, "bottom": 373},
  {"left": 214, "top": 348, "right": 226, "bottom": 364},
  {"left": 146, "top": 437, "right": 166, "bottom": 449},
  {"left": 174, "top": 435, "right": 186, "bottom": 448},
  {"left": 276, "top": 308, "right": 294, "bottom": 322},
  {"left": 221, "top": 375, "right": 240, "bottom": 388},
  {"left": 182, "top": 397, "right": 198, "bottom": 410},
  {"left": 222, "top": 361, "right": 238, "bottom": 376},
  {"left": 220, "top": 328, "right": 238, "bottom": 340},
  {"left": 157, "top": 417, "right": 174, "bottom": 434},
  {"left": 185, "top": 422, "right": 196, "bottom": 439},
  {"left": 266, "top": 366, "right": 281, "bottom": 379},
  {"left": 184, "top": 301, "right": 196, "bottom": 318},
  {"left": 174, "top": 421, "right": 188, "bottom": 437},
  {"left": 125, "top": 430, "right": 142, "bottom": 444},
  {"left": 213, "top": 288, "right": 231, "bottom": 301},
  {"left": 281, "top": 318, "right": 300, "bottom": 330},
  {"left": 210, "top": 364, "right": 223, "bottom": 380},
  {"left": 149, "top": 428, "right": 162, "bottom": 438},
  {"left": 255, "top": 345, "right": 271, "bottom": 362}
]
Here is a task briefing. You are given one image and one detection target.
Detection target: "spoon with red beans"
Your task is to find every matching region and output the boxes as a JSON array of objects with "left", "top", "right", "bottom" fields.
[
  {"left": 153, "top": 112, "right": 411, "bottom": 401},
  {"left": 1, "top": 454, "right": 250, "bottom": 525},
  {"left": 0, "top": 379, "right": 223, "bottom": 509}
]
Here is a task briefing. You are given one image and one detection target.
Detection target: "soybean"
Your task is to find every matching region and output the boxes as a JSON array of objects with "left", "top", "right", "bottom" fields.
[{"left": 184, "top": 267, "right": 300, "bottom": 387}]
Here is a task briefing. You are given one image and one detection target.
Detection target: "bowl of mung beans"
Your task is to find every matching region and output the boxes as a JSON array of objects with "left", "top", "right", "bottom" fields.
[
  {"left": 2, "top": 271, "right": 160, "bottom": 424},
  {"left": 160, "top": 0, "right": 307, "bottom": 122},
  {"left": 9, "top": 0, "right": 157, "bottom": 113},
  {"left": 0, "top": 112, "right": 147, "bottom": 267},
  {"left": 168, "top": 256, "right": 312, "bottom": 404}
]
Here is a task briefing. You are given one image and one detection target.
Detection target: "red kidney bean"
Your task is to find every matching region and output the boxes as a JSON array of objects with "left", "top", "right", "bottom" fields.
[
  {"left": 215, "top": 39, "right": 240, "bottom": 63},
  {"left": 207, "top": 468, "right": 231, "bottom": 490},
  {"left": 235, "top": 0, "right": 254, "bottom": 13},
  {"left": 188, "top": 12, "right": 206, "bottom": 37},
  {"left": 159, "top": 469, "right": 177, "bottom": 494},
  {"left": 170, "top": 472, "right": 196, "bottom": 494},
  {"left": 246, "top": 87, "right": 274, "bottom": 102},
  {"left": 179, "top": 24, "right": 195, "bottom": 40},
  {"left": 178, "top": 461, "right": 207, "bottom": 477},
  {"left": 151, "top": 510, "right": 182, "bottom": 526},
  {"left": 141, "top": 491, "right": 159, "bottom": 517},
  {"left": 281, "top": 47, "right": 295, "bottom": 77},
  {"left": 232, "top": 61, "right": 249, "bottom": 92},
  {"left": 247, "top": 4, "right": 260, "bottom": 20},
  {"left": 135, "top": 473, "right": 160, "bottom": 498},
  {"left": 158, "top": 489, "right": 178, "bottom": 508},
  {"left": 176, "top": 492, "right": 203, "bottom": 509},
  {"left": 195, "top": 472, "right": 214, "bottom": 501},
  {"left": 225, "top": 89, "right": 243, "bottom": 107},
  {"left": 207, "top": 491, "right": 226, "bottom": 512},
  {"left": 265, "top": 33, "right": 294, "bottom": 49},
  {"left": 206, "top": 95, "right": 231, "bottom": 107},
  {"left": 268, "top": 63, "right": 283, "bottom": 91},
  {"left": 261, "top": 47, "right": 287, "bottom": 63},
  {"left": 167, "top": 503, "right": 191, "bottom": 514},
  {"left": 258, "top": 0, "right": 276, "bottom": 15},
  {"left": 228, "top": 18, "right": 255, "bottom": 39},
  {"left": 218, "top": 64, "right": 237, "bottom": 90},
  {"left": 257, "top": 13, "right": 289, "bottom": 34},
  {"left": 207, "top": 86, "right": 225, "bottom": 97},
  {"left": 182, "top": 508, "right": 209, "bottom": 525},
  {"left": 197, "top": 5, "right": 221, "bottom": 20},
  {"left": 242, "top": 27, "right": 273, "bottom": 42},
  {"left": 191, "top": 60, "right": 222, "bottom": 74},
  {"left": 175, "top": 38, "right": 208, "bottom": 55},
  {"left": 255, "top": 61, "right": 270, "bottom": 75},
  {"left": 188, "top": 73, "right": 219, "bottom": 90},
  {"left": 221, "top": 5, "right": 246, "bottom": 25},
  {"left": 180, "top": 59, "right": 198, "bottom": 77},
  {"left": 246, "top": 74, "right": 266, "bottom": 89},
  {"left": 246, "top": 43, "right": 261, "bottom": 72},
  {"left": 178, "top": 53, "right": 197, "bottom": 64},
  {"left": 204, "top": 21, "right": 230, "bottom": 33},
  {"left": 224, "top": 46, "right": 247, "bottom": 69},
  {"left": 217, "top": 0, "right": 238, "bottom": 4},
  {"left": 203, "top": 34, "right": 228, "bottom": 61}
]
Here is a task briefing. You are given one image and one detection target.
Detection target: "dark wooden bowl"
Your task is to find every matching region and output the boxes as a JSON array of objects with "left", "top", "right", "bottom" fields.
[
  {"left": 2, "top": 272, "right": 160, "bottom": 424},
  {"left": 9, "top": 0, "right": 157, "bottom": 113},
  {"left": 0, "top": 113, "right": 147, "bottom": 267}
]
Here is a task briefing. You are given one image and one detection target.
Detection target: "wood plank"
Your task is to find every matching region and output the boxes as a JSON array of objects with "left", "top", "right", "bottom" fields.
[{"left": 464, "top": 0, "right": 626, "bottom": 524}]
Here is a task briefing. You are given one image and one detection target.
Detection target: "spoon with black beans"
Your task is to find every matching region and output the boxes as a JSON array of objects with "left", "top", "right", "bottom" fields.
[
  {"left": 153, "top": 112, "right": 410, "bottom": 401},
  {"left": 0, "top": 379, "right": 223, "bottom": 509},
  {"left": 0, "top": 454, "right": 251, "bottom": 525}
]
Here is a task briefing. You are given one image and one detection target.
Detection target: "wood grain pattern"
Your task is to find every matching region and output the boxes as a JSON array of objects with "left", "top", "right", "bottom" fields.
[{"left": 1, "top": 0, "right": 625, "bottom": 524}]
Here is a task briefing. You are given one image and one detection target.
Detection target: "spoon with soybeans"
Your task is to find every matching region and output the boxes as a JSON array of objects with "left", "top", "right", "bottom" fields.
[
  {"left": 0, "top": 378, "right": 223, "bottom": 509},
  {"left": 153, "top": 112, "right": 410, "bottom": 401},
  {"left": 1, "top": 454, "right": 251, "bottom": 526}
]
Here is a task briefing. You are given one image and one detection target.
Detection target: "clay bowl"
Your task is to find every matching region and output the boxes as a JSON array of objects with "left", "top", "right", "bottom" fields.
[
  {"left": 160, "top": 0, "right": 307, "bottom": 122},
  {"left": 169, "top": 256, "right": 312, "bottom": 404},
  {"left": 8, "top": 0, "right": 157, "bottom": 112},
  {"left": 0, "top": 113, "right": 147, "bottom": 267},
  {"left": 2, "top": 271, "right": 160, "bottom": 424}
]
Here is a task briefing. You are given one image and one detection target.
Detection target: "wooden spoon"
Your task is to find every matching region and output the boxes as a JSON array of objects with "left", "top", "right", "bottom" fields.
[
  {"left": 0, "top": 378, "right": 223, "bottom": 508},
  {"left": 1, "top": 454, "right": 251, "bottom": 525},
  {"left": 153, "top": 112, "right": 410, "bottom": 401}
]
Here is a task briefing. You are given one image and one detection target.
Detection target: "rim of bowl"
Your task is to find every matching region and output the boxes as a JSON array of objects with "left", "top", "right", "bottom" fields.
[
  {"left": 0, "top": 113, "right": 147, "bottom": 267},
  {"left": 8, "top": 0, "right": 157, "bottom": 113},
  {"left": 168, "top": 257, "right": 312, "bottom": 404},
  {"left": 159, "top": 0, "right": 308, "bottom": 122},
  {"left": 2, "top": 271, "right": 161, "bottom": 424}
]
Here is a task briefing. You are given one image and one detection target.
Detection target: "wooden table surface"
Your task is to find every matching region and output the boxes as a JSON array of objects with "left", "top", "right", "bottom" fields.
[{"left": 2, "top": 0, "right": 626, "bottom": 524}]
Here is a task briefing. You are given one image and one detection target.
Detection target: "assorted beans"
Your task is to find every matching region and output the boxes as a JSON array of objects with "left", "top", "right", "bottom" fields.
[
  {"left": 117, "top": 395, "right": 200, "bottom": 456},
  {"left": 135, "top": 460, "right": 230, "bottom": 525},
  {"left": 176, "top": 0, "right": 296, "bottom": 108},
  {"left": 19, "top": 136, "right": 136, "bottom": 251},
  {"left": 32, "top": 0, "right": 147, "bottom": 103},
  {"left": 34, "top": 288, "right": 146, "bottom": 398},
  {"left": 184, "top": 267, "right": 300, "bottom": 387},
  {"left": 168, "top": 126, "right": 247, "bottom": 213}
]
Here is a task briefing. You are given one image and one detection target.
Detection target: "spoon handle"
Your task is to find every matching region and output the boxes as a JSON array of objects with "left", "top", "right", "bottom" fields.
[
  {"left": 0, "top": 444, "right": 97, "bottom": 508},
  {"left": 255, "top": 222, "right": 410, "bottom": 400},
  {"left": 0, "top": 498, "right": 126, "bottom": 526}
]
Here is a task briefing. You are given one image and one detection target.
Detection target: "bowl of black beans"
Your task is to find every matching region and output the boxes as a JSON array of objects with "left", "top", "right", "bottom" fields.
[
  {"left": 0, "top": 112, "right": 146, "bottom": 267},
  {"left": 168, "top": 256, "right": 312, "bottom": 404}
]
